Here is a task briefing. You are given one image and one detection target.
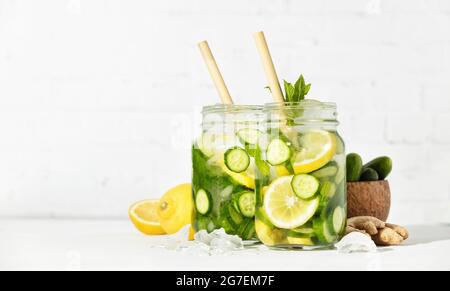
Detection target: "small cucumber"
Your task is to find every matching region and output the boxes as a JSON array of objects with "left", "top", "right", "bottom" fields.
[
  {"left": 195, "top": 189, "right": 212, "bottom": 215},
  {"left": 224, "top": 147, "right": 250, "bottom": 173},
  {"left": 363, "top": 156, "right": 392, "bottom": 180},
  {"left": 291, "top": 174, "right": 320, "bottom": 199},
  {"left": 266, "top": 139, "right": 291, "bottom": 166},
  {"left": 346, "top": 153, "right": 363, "bottom": 182},
  {"left": 360, "top": 167, "right": 379, "bottom": 181}
]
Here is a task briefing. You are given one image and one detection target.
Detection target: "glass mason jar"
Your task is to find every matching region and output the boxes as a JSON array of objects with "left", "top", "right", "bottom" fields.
[
  {"left": 192, "top": 104, "right": 263, "bottom": 240},
  {"left": 255, "top": 101, "right": 346, "bottom": 247}
]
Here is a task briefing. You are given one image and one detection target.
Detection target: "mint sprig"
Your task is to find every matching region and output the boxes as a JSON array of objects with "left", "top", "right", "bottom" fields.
[{"left": 283, "top": 75, "right": 311, "bottom": 103}]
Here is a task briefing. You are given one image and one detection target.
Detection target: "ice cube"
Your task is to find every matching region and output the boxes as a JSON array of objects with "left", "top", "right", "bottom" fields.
[
  {"left": 335, "top": 232, "right": 377, "bottom": 253},
  {"left": 194, "top": 230, "right": 213, "bottom": 245}
]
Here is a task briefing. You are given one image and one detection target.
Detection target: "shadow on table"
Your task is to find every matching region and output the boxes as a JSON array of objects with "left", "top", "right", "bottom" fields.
[{"left": 403, "top": 224, "right": 450, "bottom": 246}]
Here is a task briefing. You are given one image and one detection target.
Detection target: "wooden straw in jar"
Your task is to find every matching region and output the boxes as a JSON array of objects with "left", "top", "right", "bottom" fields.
[
  {"left": 198, "top": 41, "right": 234, "bottom": 105},
  {"left": 253, "top": 31, "right": 299, "bottom": 148},
  {"left": 253, "top": 31, "right": 285, "bottom": 104}
]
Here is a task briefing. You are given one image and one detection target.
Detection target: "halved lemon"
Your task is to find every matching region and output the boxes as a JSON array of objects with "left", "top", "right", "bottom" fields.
[
  {"left": 263, "top": 176, "right": 319, "bottom": 229},
  {"left": 129, "top": 200, "right": 166, "bottom": 235},
  {"left": 292, "top": 130, "right": 336, "bottom": 174}
]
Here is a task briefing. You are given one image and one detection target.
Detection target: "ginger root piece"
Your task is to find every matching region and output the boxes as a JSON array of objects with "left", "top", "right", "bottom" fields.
[
  {"left": 347, "top": 216, "right": 385, "bottom": 235},
  {"left": 386, "top": 223, "right": 409, "bottom": 240},
  {"left": 371, "top": 227, "right": 404, "bottom": 246},
  {"left": 346, "top": 216, "right": 409, "bottom": 246},
  {"left": 345, "top": 226, "right": 370, "bottom": 237}
]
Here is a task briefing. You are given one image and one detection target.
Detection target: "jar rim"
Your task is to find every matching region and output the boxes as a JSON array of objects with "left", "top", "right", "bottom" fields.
[
  {"left": 202, "top": 104, "right": 263, "bottom": 114},
  {"left": 264, "top": 100, "right": 337, "bottom": 111}
]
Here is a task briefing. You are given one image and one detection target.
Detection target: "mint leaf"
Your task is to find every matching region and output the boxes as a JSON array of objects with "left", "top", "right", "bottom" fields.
[
  {"left": 283, "top": 80, "right": 295, "bottom": 103},
  {"left": 304, "top": 83, "right": 311, "bottom": 95},
  {"left": 267, "top": 75, "right": 311, "bottom": 103}
]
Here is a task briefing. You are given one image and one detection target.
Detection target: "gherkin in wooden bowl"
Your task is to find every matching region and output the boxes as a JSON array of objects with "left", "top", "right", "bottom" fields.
[{"left": 346, "top": 154, "right": 393, "bottom": 222}]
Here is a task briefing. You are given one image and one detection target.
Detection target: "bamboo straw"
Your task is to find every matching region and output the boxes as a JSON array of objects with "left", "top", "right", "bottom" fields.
[
  {"left": 253, "top": 31, "right": 284, "bottom": 104},
  {"left": 253, "top": 31, "right": 300, "bottom": 149},
  {"left": 198, "top": 41, "right": 234, "bottom": 105}
]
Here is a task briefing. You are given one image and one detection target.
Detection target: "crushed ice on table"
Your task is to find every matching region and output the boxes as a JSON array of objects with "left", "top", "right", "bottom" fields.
[
  {"left": 151, "top": 226, "right": 244, "bottom": 256},
  {"left": 195, "top": 228, "right": 244, "bottom": 255},
  {"left": 335, "top": 232, "right": 377, "bottom": 253}
]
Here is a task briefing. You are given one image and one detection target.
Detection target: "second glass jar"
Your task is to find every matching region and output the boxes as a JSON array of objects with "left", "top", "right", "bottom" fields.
[{"left": 255, "top": 101, "right": 347, "bottom": 247}]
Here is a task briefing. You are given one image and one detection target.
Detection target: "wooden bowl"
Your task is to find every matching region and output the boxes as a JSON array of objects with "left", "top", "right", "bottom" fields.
[{"left": 347, "top": 180, "right": 391, "bottom": 222}]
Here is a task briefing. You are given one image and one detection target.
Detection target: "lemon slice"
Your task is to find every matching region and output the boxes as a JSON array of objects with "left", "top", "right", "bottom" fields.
[
  {"left": 210, "top": 152, "right": 256, "bottom": 189},
  {"left": 255, "top": 219, "right": 287, "bottom": 246},
  {"left": 225, "top": 167, "right": 255, "bottom": 189},
  {"left": 292, "top": 130, "right": 336, "bottom": 174},
  {"left": 275, "top": 165, "right": 291, "bottom": 177},
  {"left": 286, "top": 236, "right": 314, "bottom": 246},
  {"left": 263, "top": 176, "right": 319, "bottom": 229},
  {"left": 129, "top": 200, "right": 166, "bottom": 235}
]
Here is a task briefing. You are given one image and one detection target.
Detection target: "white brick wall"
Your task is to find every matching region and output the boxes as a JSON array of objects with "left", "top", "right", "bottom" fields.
[{"left": 0, "top": 0, "right": 449, "bottom": 224}]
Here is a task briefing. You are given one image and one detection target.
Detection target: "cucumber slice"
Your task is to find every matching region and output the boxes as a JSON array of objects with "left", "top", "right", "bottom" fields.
[
  {"left": 334, "top": 165, "right": 346, "bottom": 185},
  {"left": 311, "top": 163, "right": 338, "bottom": 179},
  {"left": 237, "top": 128, "right": 261, "bottom": 145},
  {"left": 224, "top": 147, "right": 250, "bottom": 173},
  {"left": 228, "top": 203, "right": 243, "bottom": 226},
  {"left": 291, "top": 174, "right": 320, "bottom": 199},
  {"left": 335, "top": 133, "right": 345, "bottom": 155},
  {"left": 266, "top": 139, "right": 291, "bottom": 166},
  {"left": 331, "top": 206, "right": 346, "bottom": 234},
  {"left": 322, "top": 221, "right": 336, "bottom": 243},
  {"left": 313, "top": 219, "right": 336, "bottom": 243},
  {"left": 287, "top": 225, "right": 315, "bottom": 238},
  {"left": 238, "top": 191, "right": 256, "bottom": 218},
  {"left": 320, "top": 181, "right": 337, "bottom": 198},
  {"left": 195, "top": 189, "right": 211, "bottom": 215}
]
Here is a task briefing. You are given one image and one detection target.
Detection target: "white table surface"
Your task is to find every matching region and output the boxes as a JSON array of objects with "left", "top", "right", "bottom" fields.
[{"left": 1, "top": 219, "right": 449, "bottom": 271}]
